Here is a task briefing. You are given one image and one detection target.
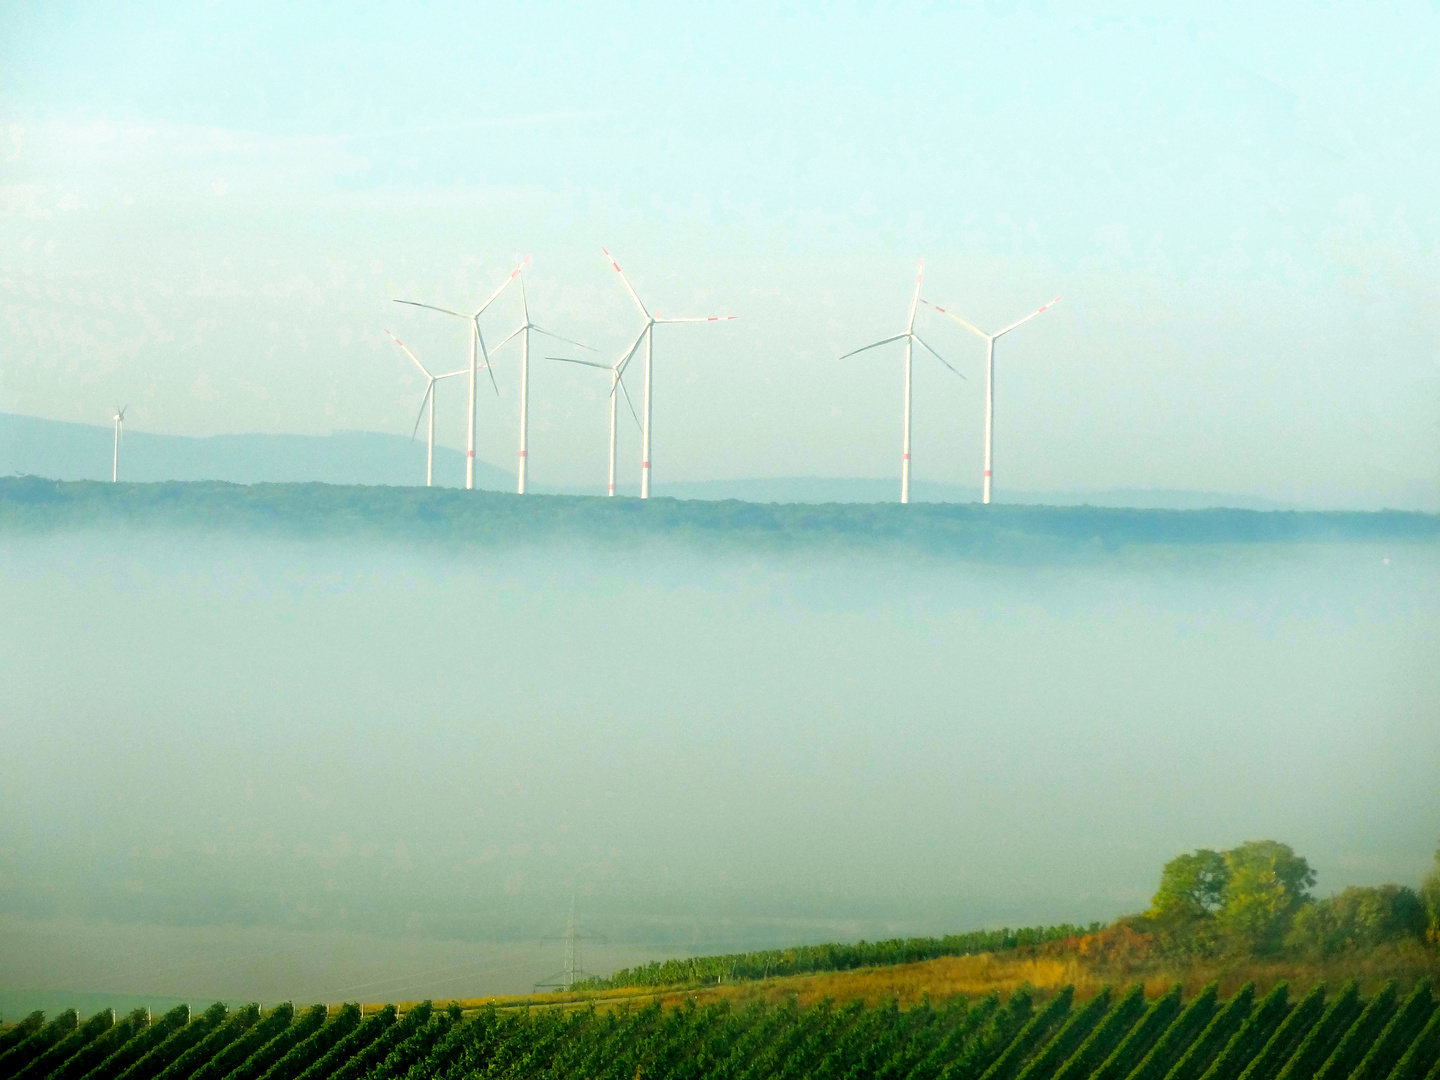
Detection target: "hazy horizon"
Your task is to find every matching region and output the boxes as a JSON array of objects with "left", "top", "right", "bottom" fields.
[{"left": 4, "top": 4, "right": 1440, "bottom": 510}]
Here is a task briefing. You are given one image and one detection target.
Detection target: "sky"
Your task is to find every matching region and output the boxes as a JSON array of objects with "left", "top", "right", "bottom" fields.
[{"left": 2, "top": 1, "right": 1439, "bottom": 507}]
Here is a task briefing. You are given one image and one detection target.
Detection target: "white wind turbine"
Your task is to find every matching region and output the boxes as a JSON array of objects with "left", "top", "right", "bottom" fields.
[
  {"left": 601, "top": 248, "right": 737, "bottom": 499},
  {"left": 393, "top": 257, "right": 529, "bottom": 490},
  {"left": 840, "top": 259, "right": 965, "bottom": 504},
  {"left": 489, "top": 271, "right": 595, "bottom": 494},
  {"left": 384, "top": 330, "right": 469, "bottom": 487},
  {"left": 111, "top": 405, "right": 126, "bottom": 482},
  {"left": 922, "top": 294, "right": 1061, "bottom": 504},
  {"left": 545, "top": 347, "right": 644, "bottom": 497}
]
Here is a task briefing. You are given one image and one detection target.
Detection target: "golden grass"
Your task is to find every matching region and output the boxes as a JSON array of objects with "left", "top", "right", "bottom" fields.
[{"left": 398, "top": 942, "right": 1440, "bottom": 1018}]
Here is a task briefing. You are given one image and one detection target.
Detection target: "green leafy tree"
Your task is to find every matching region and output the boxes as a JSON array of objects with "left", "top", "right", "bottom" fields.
[
  {"left": 1286, "top": 885, "right": 1428, "bottom": 955},
  {"left": 1150, "top": 851, "right": 1230, "bottom": 920},
  {"left": 1421, "top": 842, "right": 1440, "bottom": 944},
  {"left": 1217, "top": 841, "right": 1315, "bottom": 951}
]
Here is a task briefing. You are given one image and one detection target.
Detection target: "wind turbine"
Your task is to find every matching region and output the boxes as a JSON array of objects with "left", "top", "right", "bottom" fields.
[
  {"left": 489, "top": 272, "right": 595, "bottom": 494},
  {"left": 384, "top": 330, "right": 468, "bottom": 487},
  {"left": 393, "top": 257, "right": 529, "bottom": 490},
  {"left": 922, "top": 294, "right": 1060, "bottom": 504},
  {"left": 601, "top": 248, "right": 737, "bottom": 499},
  {"left": 111, "top": 405, "right": 126, "bottom": 482},
  {"left": 545, "top": 348, "right": 643, "bottom": 496},
  {"left": 840, "top": 260, "right": 965, "bottom": 504}
]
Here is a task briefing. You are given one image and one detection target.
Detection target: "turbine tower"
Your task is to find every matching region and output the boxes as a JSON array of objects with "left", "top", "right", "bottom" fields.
[
  {"left": 840, "top": 260, "right": 964, "bottom": 503},
  {"left": 546, "top": 351, "right": 643, "bottom": 496},
  {"left": 111, "top": 405, "right": 127, "bottom": 482},
  {"left": 922, "top": 294, "right": 1060, "bottom": 504},
  {"left": 384, "top": 330, "right": 468, "bottom": 487},
  {"left": 601, "top": 248, "right": 737, "bottom": 499},
  {"left": 489, "top": 271, "right": 594, "bottom": 494},
  {"left": 393, "top": 257, "right": 529, "bottom": 490}
]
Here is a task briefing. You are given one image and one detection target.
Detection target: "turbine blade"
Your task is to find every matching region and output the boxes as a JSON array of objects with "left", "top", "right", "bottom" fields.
[
  {"left": 617, "top": 372, "right": 642, "bottom": 431},
  {"left": 411, "top": 382, "right": 434, "bottom": 441},
  {"left": 491, "top": 324, "right": 525, "bottom": 353},
  {"left": 547, "top": 356, "right": 612, "bottom": 370},
  {"left": 475, "top": 322, "right": 500, "bottom": 395},
  {"left": 520, "top": 272, "right": 530, "bottom": 323},
  {"left": 907, "top": 258, "right": 923, "bottom": 332},
  {"left": 601, "top": 247, "right": 649, "bottom": 319},
  {"left": 530, "top": 325, "right": 596, "bottom": 350},
  {"left": 921, "top": 300, "right": 991, "bottom": 341},
  {"left": 838, "top": 333, "right": 908, "bottom": 360},
  {"left": 610, "top": 330, "right": 646, "bottom": 389},
  {"left": 385, "top": 329, "right": 433, "bottom": 378},
  {"left": 995, "top": 296, "right": 1062, "bottom": 339},
  {"left": 471, "top": 256, "right": 532, "bottom": 319},
  {"left": 602, "top": 328, "right": 648, "bottom": 396},
  {"left": 393, "top": 299, "right": 468, "bottom": 319},
  {"left": 653, "top": 315, "right": 738, "bottom": 323},
  {"left": 913, "top": 334, "right": 967, "bottom": 380}
]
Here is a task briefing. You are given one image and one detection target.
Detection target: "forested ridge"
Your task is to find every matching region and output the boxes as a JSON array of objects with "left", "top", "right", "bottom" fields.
[{"left": 1, "top": 478, "right": 1436, "bottom": 556}]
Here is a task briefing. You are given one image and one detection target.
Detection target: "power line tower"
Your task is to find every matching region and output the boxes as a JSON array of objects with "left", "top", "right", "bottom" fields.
[{"left": 535, "top": 896, "right": 606, "bottom": 991}]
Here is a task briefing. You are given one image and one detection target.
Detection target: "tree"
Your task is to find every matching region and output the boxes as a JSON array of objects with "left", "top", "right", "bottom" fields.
[
  {"left": 1150, "top": 849, "right": 1230, "bottom": 920},
  {"left": 1217, "top": 840, "right": 1316, "bottom": 951},
  {"left": 1422, "top": 842, "right": 1440, "bottom": 945},
  {"left": 1286, "top": 884, "right": 1428, "bottom": 955}
]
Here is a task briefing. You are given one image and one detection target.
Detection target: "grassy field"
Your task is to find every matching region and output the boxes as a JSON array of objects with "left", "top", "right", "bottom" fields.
[{"left": 449, "top": 944, "right": 1440, "bottom": 1015}]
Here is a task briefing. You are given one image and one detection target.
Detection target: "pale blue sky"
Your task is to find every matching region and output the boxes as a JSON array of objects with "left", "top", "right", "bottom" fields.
[{"left": 2, "top": 2, "right": 1438, "bottom": 506}]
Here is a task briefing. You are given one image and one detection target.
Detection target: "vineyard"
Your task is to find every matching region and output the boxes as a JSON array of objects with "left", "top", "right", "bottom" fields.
[
  {"left": 2, "top": 980, "right": 1437, "bottom": 1080},
  {"left": 576, "top": 923, "right": 1104, "bottom": 990}
]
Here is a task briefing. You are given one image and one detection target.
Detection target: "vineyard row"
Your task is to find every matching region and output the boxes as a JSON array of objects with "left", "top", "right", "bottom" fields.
[{"left": 1, "top": 979, "right": 1437, "bottom": 1080}]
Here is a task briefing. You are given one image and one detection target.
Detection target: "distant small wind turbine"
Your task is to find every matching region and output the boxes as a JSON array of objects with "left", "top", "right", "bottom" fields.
[
  {"left": 384, "top": 330, "right": 468, "bottom": 487},
  {"left": 602, "top": 248, "right": 737, "bottom": 499},
  {"left": 546, "top": 350, "right": 643, "bottom": 497},
  {"left": 922, "top": 294, "right": 1060, "bottom": 504},
  {"left": 840, "top": 260, "right": 964, "bottom": 504},
  {"left": 489, "top": 271, "right": 594, "bottom": 494},
  {"left": 393, "top": 257, "right": 530, "bottom": 490},
  {"left": 112, "top": 405, "right": 127, "bottom": 482}
]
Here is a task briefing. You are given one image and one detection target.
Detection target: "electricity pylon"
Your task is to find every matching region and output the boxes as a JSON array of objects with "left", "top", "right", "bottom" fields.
[{"left": 534, "top": 896, "right": 606, "bottom": 991}]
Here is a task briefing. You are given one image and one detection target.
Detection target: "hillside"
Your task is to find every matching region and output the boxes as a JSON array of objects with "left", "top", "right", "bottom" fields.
[
  {"left": 4, "top": 970, "right": 1439, "bottom": 1080},
  {"left": 0, "top": 411, "right": 511, "bottom": 491}
]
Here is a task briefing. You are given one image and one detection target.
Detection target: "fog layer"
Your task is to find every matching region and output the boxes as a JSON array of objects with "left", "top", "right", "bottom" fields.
[{"left": 2, "top": 534, "right": 1437, "bottom": 999}]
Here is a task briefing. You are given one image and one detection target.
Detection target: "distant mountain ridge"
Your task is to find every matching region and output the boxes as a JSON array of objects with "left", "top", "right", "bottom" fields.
[
  {"left": 0, "top": 410, "right": 510, "bottom": 490},
  {"left": 0, "top": 410, "right": 1332, "bottom": 511}
]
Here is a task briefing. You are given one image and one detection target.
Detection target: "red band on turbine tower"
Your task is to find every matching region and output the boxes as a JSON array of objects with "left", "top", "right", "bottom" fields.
[
  {"left": 984, "top": 470, "right": 992, "bottom": 477},
  {"left": 642, "top": 461, "right": 650, "bottom": 468},
  {"left": 467, "top": 450, "right": 475, "bottom": 458},
  {"left": 902, "top": 454, "right": 910, "bottom": 460},
  {"left": 518, "top": 450, "right": 527, "bottom": 458}
]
